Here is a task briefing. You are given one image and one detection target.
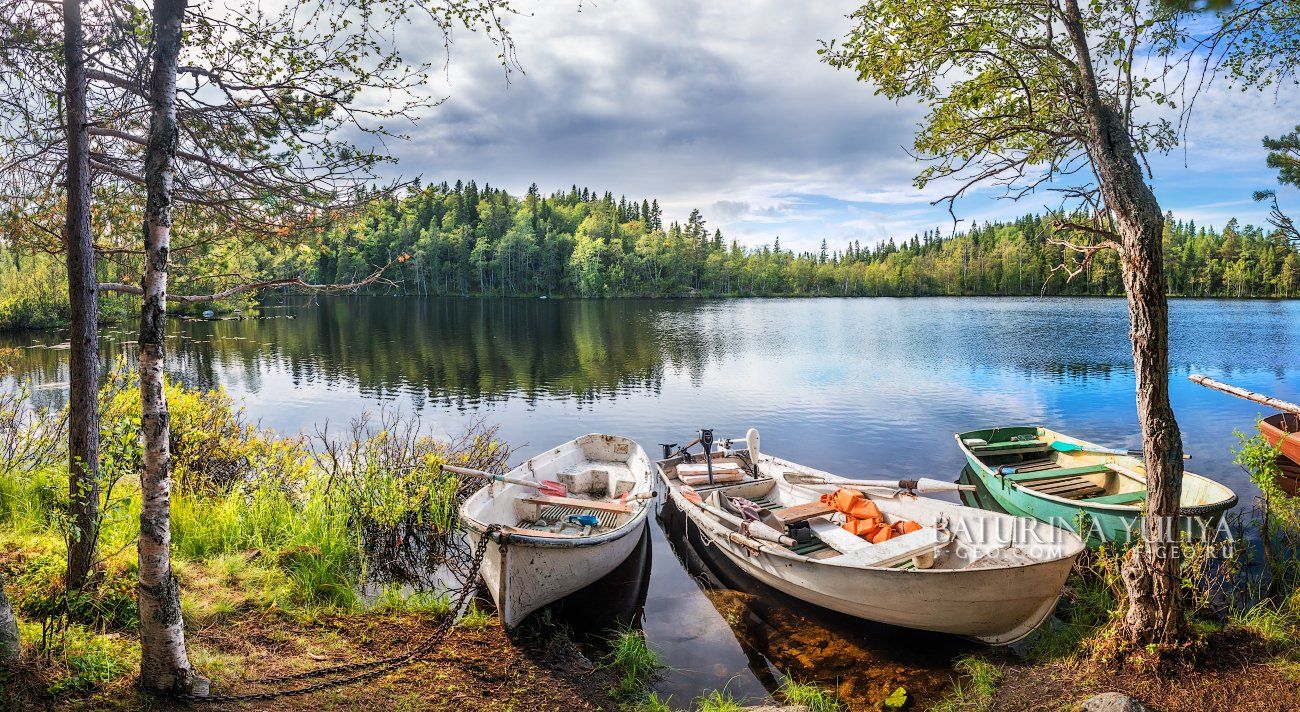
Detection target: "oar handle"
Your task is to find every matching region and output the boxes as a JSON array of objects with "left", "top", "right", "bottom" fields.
[{"left": 442, "top": 464, "right": 536, "bottom": 489}]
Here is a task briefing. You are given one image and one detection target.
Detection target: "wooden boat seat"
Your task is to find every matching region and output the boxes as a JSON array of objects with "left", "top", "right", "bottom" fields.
[
  {"left": 970, "top": 440, "right": 1048, "bottom": 454},
  {"left": 1004, "top": 465, "right": 1112, "bottom": 483},
  {"left": 832, "top": 527, "right": 946, "bottom": 568},
  {"left": 518, "top": 495, "right": 631, "bottom": 515},
  {"left": 771, "top": 501, "right": 836, "bottom": 525},
  {"left": 679, "top": 471, "right": 746, "bottom": 486},
  {"left": 1082, "top": 489, "right": 1147, "bottom": 505},
  {"left": 677, "top": 460, "right": 747, "bottom": 486},
  {"left": 807, "top": 520, "right": 944, "bottom": 568},
  {"left": 807, "top": 519, "right": 873, "bottom": 554},
  {"left": 1022, "top": 476, "right": 1105, "bottom": 499}
]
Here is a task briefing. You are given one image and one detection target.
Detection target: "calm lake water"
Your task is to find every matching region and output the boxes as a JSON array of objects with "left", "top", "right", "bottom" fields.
[{"left": 5, "top": 296, "right": 1298, "bottom": 708}]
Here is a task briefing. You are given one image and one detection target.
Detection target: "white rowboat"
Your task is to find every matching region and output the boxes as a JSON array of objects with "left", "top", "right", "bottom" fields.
[
  {"left": 460, "top": 434, "right": 655, "bottom": 628},
  {"left": 657, "top": 432, "right": 1085, "bottom": 644}
]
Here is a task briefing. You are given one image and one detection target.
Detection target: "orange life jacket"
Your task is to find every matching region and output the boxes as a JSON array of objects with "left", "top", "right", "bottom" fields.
[{"left": 819, "top": 487, "right": 922, "bottom": 544}]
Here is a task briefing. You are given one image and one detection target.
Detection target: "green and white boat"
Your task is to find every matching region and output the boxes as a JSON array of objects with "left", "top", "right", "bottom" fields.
[{"left": 955, "top": 426, "right": 1237, "bottom": 545}]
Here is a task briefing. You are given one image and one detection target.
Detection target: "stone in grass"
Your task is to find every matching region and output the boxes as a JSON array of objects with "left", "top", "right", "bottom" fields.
[{"left": 1079, "top": 692, "right": 1146, "bottom": 712}]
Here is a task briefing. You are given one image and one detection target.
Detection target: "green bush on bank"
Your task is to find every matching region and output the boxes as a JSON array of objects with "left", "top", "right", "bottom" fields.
[{"left": 0, "top": 370, "right": 512, "bottom": 699}]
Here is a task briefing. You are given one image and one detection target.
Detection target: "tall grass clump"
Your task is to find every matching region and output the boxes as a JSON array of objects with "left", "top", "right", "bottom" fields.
[
  {"left": 604, "top": 627, "right": 662, "bottom": 699},
  {"left": 931, "top": 654, "right": 1002, "bottom": 712},
  {"left": 779, "top": 677, "right": 842, "bottom": 712},
  {"left": 694, "top": 688, "right": 745, "bottom": 712}
]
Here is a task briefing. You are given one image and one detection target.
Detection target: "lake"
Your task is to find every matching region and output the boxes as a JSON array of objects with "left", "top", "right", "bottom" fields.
[{"left": 4, "top": 296, "right": 1297, "bottom": 708}]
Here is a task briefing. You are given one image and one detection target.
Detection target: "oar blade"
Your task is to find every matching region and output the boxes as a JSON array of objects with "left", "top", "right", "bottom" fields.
[{"left": 540, "top": 480, "right": 568, "bottom": 497}]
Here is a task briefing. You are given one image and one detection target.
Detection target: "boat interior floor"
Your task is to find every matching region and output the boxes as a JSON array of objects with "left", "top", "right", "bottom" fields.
[
  {"left": 510, "top": 461, "right": 641, "bottom": 536},
  {"left": 985, "top": 456, "right": 1145, "bottom": 505}
]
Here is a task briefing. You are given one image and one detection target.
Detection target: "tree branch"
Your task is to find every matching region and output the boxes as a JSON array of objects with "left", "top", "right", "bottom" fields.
[{"left": 99, "top": 255, "right": 409, "bottom": 304}]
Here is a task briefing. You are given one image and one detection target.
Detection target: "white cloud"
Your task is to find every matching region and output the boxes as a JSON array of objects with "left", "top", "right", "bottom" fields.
[{"left": 361, "top": 1, "right": 1300, "bottom": 252}]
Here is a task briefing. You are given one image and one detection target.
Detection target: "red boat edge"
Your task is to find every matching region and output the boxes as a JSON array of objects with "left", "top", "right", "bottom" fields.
[{"left": 1260, "top": 413, "right": 1300, "bottom": 495}]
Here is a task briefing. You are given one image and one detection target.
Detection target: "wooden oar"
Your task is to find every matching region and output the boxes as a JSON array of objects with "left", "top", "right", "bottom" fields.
[
  {"left": 442, "top": 464, "right": 568, "bottom": 497},
  {"left": 1050, "top": 440, "right": 1191, "bottom": 459},
  {"left": 783, "top": 471, "right": 975, "bottom": 493},
  {"left": 1189, "top": 374, "right": 1300, "bottom": 415}
]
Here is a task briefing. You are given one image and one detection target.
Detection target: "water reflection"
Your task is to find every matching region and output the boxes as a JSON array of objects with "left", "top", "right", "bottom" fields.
[{"left": 654, "top": 499, "right": 957, "bottom": 710}]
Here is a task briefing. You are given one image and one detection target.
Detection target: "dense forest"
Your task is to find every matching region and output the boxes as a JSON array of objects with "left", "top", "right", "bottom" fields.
[
  {"left": 301, "top": 180, "right": 1300, "bottom": 300},
  {"left": 1, "top": 179, "right": 1297, "bottom": 330}
]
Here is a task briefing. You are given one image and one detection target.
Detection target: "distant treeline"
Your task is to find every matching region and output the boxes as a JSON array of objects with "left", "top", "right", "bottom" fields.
[
  {"left": 304, "top": 180, "right": 1300, "bottom": 299},
  {"left": 1, "top": 180, "right": 1297, "bottom": 331}
]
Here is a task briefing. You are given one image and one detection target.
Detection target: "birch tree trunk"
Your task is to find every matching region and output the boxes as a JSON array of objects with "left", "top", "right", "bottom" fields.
[
  {"left": 62, "top": 0, "right": 102, "bottom": 593},
  {"left": 1063, "top": 0, "right": 1186, "bottom": 646},
  {"left": 0, "top": 574, "right": 18, "bottom": 662},
  {"left": 136, "top": 0, "right": 207, "bottom": 695}
]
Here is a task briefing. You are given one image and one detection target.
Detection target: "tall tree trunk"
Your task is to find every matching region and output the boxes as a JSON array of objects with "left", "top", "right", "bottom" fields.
[
  {"left": 0, "top": 574, "right": 18, "bottom": 662},
  {"left": 136, "top": 0, "right": 206, "bottom": 696},
  {"left": 1063, "top": 0, "right": 1185, "bottom": 647},
  {"left": 62, "top": 0, "right": 102, "bottom": 593}
]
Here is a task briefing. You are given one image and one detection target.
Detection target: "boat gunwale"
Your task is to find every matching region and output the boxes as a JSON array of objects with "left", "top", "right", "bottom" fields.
[
  {"left": 954, "top": 427, "right": 1238, "bottom": 516},
  {"left": 657, "top": 453, "right": 1085, "bottom": 574}
]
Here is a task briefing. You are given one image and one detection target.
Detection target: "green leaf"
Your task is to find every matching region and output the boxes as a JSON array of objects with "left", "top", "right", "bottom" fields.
[{"left": 883, "top": 686, "right": 908, "bottom": 708}]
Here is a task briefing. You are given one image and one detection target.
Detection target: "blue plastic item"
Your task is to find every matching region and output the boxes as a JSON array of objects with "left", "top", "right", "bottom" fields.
[{"left": 567, "top": 514, "right": 599, "bottom": 528}]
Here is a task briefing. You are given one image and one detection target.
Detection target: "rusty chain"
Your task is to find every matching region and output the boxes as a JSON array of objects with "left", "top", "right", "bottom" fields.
[{"left": 173, "top": 524, "right": 503, "bottom": 704}]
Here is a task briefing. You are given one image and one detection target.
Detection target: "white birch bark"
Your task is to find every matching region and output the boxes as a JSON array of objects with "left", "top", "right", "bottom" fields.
[
  {"left": 136, "top": 0, "right": 207, "bottom": 696},
  {"left": 0, "top": 574, "right": 18, "bottom": 661}
]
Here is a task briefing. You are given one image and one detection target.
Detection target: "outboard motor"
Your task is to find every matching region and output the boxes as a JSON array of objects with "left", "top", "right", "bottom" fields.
[{"left": 699, "top": 429, "right": 715, "bottom": 485}]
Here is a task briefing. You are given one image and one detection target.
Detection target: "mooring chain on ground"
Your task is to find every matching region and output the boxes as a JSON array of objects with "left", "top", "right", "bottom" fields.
[{"left": 173, "top": 524, "right": 502, "bottom": 704}]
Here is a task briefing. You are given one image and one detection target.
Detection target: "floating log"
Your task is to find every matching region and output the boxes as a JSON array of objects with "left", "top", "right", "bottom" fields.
[{"left": 1188, "top": 374, "right": 1300, "bottom": 415}]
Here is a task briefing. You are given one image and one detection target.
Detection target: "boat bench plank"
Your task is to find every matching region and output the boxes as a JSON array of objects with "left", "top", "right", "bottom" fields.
[
  {"left": 1027, "top": 478, "right": 1105, "bottom": 499},
  {"left": 833, "top": 528, "right": 946, "bottom": 568},
  {"left": 808, "top": 520, "right": 872, "bottom": 554},
  {"left": 971, "top": 440, "right": 1047, "bottom": 453},
  {"left": 807, "top": 520, "right": 944, "bottom": 568},
  {"left": 1083, "top": 489, "right": 1147, "bottom": 505},
  {"left": 679, "top": 471, "right": 747, "bottom": 486},
  {"left": 772, "top": 501, "right": 836, "bottom": 525},
  {"left": 519, "top": 495, "right": 631, "bottom": 515},
  {"left": 1004, "top": 465, "right": 1111, "bottom": 482}
]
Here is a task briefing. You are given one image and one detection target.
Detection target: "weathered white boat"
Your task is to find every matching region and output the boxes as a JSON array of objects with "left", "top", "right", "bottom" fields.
[
  {"left": 459, "top": 434, "right": 655, "bottom": 628},
  {"left": 657, "top": 430, "right": 1085, "bottom": 644}
]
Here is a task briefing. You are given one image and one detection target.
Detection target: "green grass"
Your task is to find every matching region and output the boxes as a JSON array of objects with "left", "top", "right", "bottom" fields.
[
  {"left": 930, "top": 655, "right": 1002, "bottom": 712},
  {"left": 1028, "top": 548, "right": 1124, "bottom": 661},
  {"left": 369, "top": 586, "right": 453, "bottom": 616},
  {"left": 779, "top": 677, "right": 842, "bottom": 712},
  {"left": 41, "top": 624, "right": 138, "bottom": 696},
  {"left": 694, "top": 688, "right": 745, "bottom": 712},
  {"left": 457, "top": 602, "right": 495, "bottom": 631},
  {"left": 604, "top": 627, "right": 663, "bottom": 699},
  {"left": 1232, "top": 595, "right": 1300, "bottom": 647},
  {"left": 631, "top": 692, "right": 671, "bottom": 712}
]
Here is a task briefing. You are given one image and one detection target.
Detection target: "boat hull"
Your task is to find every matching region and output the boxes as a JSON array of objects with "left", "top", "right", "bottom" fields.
[
  {"left": 459, "top": 433, "right": 655, "bottom": 628},
  {"left": 465, "top": 515, "right": 647, "bottom": 628},
  {"left": 658, "top": 463, "right": 1082, "bottom": 645},
  {"left": 957, "top": 427, "right": 1236, "bottom": 545},
  {"left": 1261, "top": 414, "right": 1300, "bottom": 496}
]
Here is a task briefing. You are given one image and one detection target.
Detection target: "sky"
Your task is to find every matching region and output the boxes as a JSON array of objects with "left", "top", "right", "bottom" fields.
[{"left": 385, "top": 0, "right": 1300, "bottom": 253}]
